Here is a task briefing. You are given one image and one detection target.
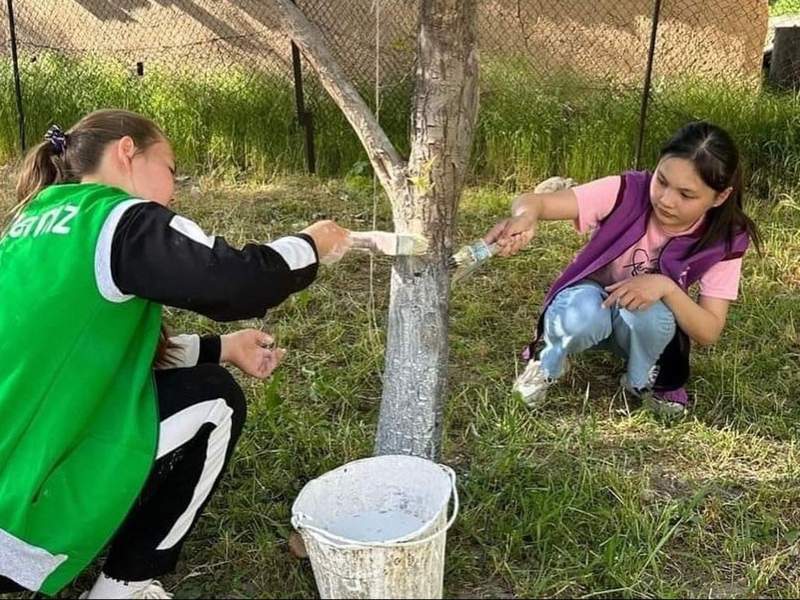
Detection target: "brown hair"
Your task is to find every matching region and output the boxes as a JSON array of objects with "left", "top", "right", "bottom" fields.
[
  {"left": 14, "top": 109, "right": 174, "bottom": 365},
  {"left": 16, "top": 108, "right": 166, "bottom": 205},
  {"left": 154, "top": 323, "right": 180, "bottom": 370}
]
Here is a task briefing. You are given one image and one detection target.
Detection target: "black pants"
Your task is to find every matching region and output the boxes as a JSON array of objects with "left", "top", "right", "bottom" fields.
[
  {"left": 103, "top": 364, "right": 247, "bottom": 580},
  {"left": 1, "top": 364, "right": 246, "bottom": 593}
]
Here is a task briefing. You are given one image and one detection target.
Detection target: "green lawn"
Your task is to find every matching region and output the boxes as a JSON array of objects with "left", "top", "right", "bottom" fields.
[{"left": 2, "top": 171, "right": 797, "bottom": 598}]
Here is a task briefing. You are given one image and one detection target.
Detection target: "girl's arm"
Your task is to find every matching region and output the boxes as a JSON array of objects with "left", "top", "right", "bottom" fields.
[
  {"left": 104, "top": 202, "right": 325, "bottom": 321},
  {"left": 158, "top": 334, "right": 221, "bottom": 369},
  {"left": 603, "top": 275, "right": 730, "bottom": 346},
  {"left": 485, "top": 188, "right": 579, "bottom": 256},
  {"left": 160, "top": 330, "right": 285, "bottom": 379},
  {"left": 662, "top": 287, "right": 730, "bottom": 346},
  {"left": 511, "top": 188, "right": 580, "bottom": 221}
]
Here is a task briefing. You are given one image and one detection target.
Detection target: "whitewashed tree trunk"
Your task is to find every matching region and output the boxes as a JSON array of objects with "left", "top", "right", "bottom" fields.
[
  {"left": 273, "top": 0, "right": 479, "bottom": 460},
  {"left": 375, "top": 1, "right": 479, "bottom": 459}
]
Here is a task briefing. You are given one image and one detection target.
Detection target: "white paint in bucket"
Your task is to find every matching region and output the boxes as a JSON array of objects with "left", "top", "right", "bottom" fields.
[
  {"left": 327, "top": 509, "right": 426, "bottom": 543},
  {"left": 292, "top": 455, "right": 458, "bottom": 599}
]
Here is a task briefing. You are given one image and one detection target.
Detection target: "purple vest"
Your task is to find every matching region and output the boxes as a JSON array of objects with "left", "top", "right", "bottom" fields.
[{"left": 528, "top": 170, "right": 749, "bottom": 390}]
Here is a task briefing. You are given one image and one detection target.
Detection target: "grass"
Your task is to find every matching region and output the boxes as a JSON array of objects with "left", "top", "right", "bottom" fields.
[
  {"left": 0, "top": 53, "right": 409, "bottom": 181},
  {"left": 478, "top": 63, "right": 800, "bottom": 200},
  {"left": 1, "top": 169, "right": 798, "bottom": 598},
  {"left": 770, "top": 0, "right": 800, "bottom": 16},
  {"left": 3, "top": 54, "right": 800, "bottom": 200},
  {"left": 1, "top": 46, "right": 799, "bottom": 599}
]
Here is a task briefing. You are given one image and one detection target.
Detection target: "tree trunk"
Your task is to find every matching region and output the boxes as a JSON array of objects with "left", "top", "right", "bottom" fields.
[
  {"left": 374, "top": 0, "right": 479, "bottom": 460},
  {"left": 272, "top": 0, "right": 479, "bottom": 459}
]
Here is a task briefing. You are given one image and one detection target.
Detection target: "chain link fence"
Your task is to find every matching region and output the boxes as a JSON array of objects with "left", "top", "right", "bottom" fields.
[{"left": 0, "top": 0, "right": 774, "bottom": 182}]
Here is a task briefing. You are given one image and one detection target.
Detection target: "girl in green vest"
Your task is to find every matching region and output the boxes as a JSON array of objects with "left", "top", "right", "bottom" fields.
[{"left": 0, "top": 109, "right": 351, "bottom": 599}]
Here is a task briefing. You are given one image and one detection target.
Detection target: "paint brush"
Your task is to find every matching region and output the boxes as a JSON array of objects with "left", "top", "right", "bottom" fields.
[
  {"left": 448, "top": 239, "right": 499, "bottom": 284},
  {"left": 350, "top": 231, "right": 429, "bottom": 256}
]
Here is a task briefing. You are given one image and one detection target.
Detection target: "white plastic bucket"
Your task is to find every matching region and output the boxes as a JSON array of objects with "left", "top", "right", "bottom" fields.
[{"left": 291, "top": 455, "right": 458, "bottom": 599}]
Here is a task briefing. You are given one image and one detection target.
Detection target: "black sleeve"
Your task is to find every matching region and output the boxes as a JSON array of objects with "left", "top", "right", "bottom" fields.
[
  {"left": 199, "top": 335, "right": 222, "bottom": 364},
  {"left": 109, "top": 202, "right": 319, "bottom": 321}
]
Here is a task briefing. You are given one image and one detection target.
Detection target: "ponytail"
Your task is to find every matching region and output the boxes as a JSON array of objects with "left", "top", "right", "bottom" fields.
[
  {"left": 13, "top": 110, "right": 164, "bottom": 211},
  {"left": 7, "top": 126, "right": 69, "bottom": 226}
]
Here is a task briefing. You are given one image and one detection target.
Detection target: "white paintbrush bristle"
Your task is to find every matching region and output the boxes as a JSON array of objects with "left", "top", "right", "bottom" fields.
[{"left": 394, "top": 233, "right": 429, "bottom": 256}]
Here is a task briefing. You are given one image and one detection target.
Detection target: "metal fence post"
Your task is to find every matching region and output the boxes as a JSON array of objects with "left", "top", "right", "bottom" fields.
[
  {"left": 290, "top": 0, "right": 316, "bottom": 174},
  {"left": 635, "top": 0, "right": 662, "bottom": 169},
  {"left": 6, "top": 0, "right": 25, "bottom": 152}
]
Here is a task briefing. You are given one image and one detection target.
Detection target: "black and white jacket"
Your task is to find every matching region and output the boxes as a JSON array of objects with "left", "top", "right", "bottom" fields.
[{"left": 98, "top": 199, "right": 318, "bottom": 328}]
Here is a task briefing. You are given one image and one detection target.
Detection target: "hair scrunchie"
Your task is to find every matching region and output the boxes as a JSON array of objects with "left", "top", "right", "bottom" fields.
[{"left": 44, "top": 124, "right": 67, "bottom": 155}]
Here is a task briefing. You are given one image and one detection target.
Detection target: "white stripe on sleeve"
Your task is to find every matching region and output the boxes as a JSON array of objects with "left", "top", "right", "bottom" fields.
[
  {"left": 95, "top": 199, "right": 146, "bottom": 303},
  {"left": 266, "top": 236, "right": 316, "bottom": 271},
  {"left": 157, "top": 334, "right": 201, "bottom": 369},
  {"left": 168, "top": 215, "right": 215, "bottom": 249}
]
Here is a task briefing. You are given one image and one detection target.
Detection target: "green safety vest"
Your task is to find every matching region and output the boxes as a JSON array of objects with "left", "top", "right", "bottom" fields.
[{"left": 0, "top": 183, "right": 161, "bottom": 595}]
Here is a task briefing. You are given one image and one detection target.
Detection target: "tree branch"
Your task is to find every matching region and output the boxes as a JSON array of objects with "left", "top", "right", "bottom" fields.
[{"left": 272, "top": 0, "right": 407, "bottom": 197}]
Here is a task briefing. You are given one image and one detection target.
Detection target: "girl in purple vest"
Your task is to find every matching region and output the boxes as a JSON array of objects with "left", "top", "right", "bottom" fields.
[{"left": 485, "top": 122, "right": 760, "bottom": 416}]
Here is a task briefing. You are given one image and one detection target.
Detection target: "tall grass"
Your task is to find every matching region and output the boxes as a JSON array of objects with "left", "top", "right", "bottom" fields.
[
  {"left": 0, "top": 53, "right": 410, "bottom": 180},
  {"left": 2, "top": 53, "right": 799, "bottom": 197},
  {"left": 1, "top": 54, "right": 302, "bottom": 178},
  {"left": 479, "top": 61, "right": 800, "bottom": 198}
]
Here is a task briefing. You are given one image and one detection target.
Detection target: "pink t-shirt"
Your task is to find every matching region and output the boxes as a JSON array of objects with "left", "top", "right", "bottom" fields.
[{"left": 573, "top": 176, "right": 742, "bottom": 301}]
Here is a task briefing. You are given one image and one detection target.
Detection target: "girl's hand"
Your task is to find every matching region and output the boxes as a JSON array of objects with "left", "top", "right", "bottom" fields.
[
  {"left": 603, "top": 274, "right": 676, "bottom": 311},
  {"left": 221, "top": 329, "right": 286, "bottom": 379},
  {"left": 301, "top": 220, "right": 352, "bottom": 264},
  {"left": 483, "top": 213, "right": 537, "bottom": 257}
]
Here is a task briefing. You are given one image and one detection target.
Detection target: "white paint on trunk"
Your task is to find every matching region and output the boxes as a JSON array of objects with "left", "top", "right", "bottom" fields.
[
  {"left": 376, "top": 0, "right": 479, "bottom": 460},
  {"left": 376, "top": 260, "right": 451, "bottom": 458},
  {"left": 272, "top": 0, "right": 479, "bottom": 460}
]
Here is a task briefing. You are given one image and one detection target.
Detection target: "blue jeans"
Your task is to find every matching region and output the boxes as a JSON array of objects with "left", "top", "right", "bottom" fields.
[{"left": 538, "top": 280, "right": 677, "bottom": 389}]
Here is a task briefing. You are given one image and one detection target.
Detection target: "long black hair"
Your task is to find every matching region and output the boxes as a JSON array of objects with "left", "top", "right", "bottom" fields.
[{"left": 659, "top": 121, "right": 761, "bottom": 255}]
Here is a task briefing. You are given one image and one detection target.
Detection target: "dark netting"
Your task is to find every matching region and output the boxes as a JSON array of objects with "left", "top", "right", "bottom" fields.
[{"left": 0, "top": 1, "right": 773, "bottom": 180}]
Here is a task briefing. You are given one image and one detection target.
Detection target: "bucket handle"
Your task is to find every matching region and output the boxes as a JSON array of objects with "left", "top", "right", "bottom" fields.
[{"left": 291, "top": 464, "right": 459, "bottom": 550}]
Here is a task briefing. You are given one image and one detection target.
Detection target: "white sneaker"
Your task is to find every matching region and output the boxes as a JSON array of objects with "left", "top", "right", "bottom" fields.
[
  {"left": 512, "top": 359, "right": 563, "bottom": 406},
  {"left": 131, "top": 582, "right": 173, "bottom": 600},
  {"left": 81, "top": 580, "right": 173, "bottom": 599}
]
